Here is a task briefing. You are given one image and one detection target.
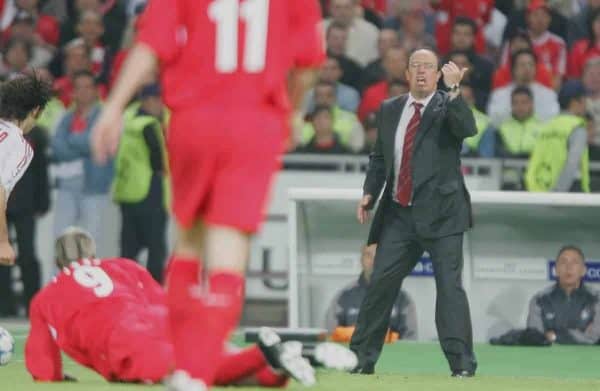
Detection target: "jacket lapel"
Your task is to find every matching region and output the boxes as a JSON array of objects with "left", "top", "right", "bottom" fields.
[
  {"left": 383, "top": 95, "right": 407, "bottom": 174},
  {"left": 413, "top": 91, "right": 444, "bottom": 152}
]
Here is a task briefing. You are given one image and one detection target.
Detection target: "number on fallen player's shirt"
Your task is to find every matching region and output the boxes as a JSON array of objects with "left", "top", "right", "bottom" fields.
[
  {"left": 73, "top": 265, "right": 114, "bottom": 297},
  {"left": 208, "top": 0, "right": 269, "bottom": 73},
  {"left": 0, "top": 131, "right": 7, "bottom": 143}
]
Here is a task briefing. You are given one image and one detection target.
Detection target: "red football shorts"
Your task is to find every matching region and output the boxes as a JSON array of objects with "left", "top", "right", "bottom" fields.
[
  {"left": 167, "top": 105, "right": 286, "bottom": 233},
  {"left": 107, "top": 307, "right": 173, "bottom": 383}
]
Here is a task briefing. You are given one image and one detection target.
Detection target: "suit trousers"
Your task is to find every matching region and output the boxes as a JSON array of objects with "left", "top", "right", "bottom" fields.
[
  {"left": 0, "top": 213, "right": 41, "bottom": 315},
  {"left": 350, "top": 201, "right": 476, "bottom": 372}
]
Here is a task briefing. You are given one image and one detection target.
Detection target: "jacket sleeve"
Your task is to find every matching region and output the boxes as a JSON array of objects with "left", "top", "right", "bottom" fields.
[
  {"left": 25, "top": 298, "right": 63, "bottom": 382},
  {"left": 50, "top": 114, "right": 81, "bottom": 162},
  {"left": 526, "top": 294, "right": 545, "bottom": 333},
  {"left": 143, "top": 125, "right": 164, "bottom": 172},
  {"left": 553, "top": 126, "right": 587, "bottom": 192},
  {"left": 362, "top": 106, "right": 387, "bottom": 208},
  {"left": 445, "top": 94, "right": 478, "bottom": 140},
  {"left": 558, "top": 297, "right": 600, "bottom": 345}
]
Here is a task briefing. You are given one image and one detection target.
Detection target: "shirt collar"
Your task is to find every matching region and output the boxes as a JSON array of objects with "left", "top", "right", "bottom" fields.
[{"left": 406, "top": 91, "right": 436, "bottom": 111}]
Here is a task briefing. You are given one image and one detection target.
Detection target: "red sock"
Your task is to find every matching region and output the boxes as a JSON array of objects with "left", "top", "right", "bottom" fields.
[
  {"left": 214, "top": 346, "right": 267, "bottom": 386},
  {"left": 255, "top": 366, "right": 289, "bottom": 388},
  {"left": 168, "top": 266, "right": 245, "bottom": 385},
  {"left": 163, "top": 255, "right": 201, "bottom": 293},
  {"left": 165, "top": 256, "right": 204, "bottom": 379}
]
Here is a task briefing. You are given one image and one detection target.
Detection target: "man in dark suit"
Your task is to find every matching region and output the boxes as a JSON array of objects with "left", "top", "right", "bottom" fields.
[{"left": 350, "top": 48, "right": 477, "bottom": 377}]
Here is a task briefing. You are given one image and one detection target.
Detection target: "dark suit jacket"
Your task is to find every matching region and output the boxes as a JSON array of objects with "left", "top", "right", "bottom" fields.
[{"left": 364, "top": 90, "right": 476, "bottom": 244}]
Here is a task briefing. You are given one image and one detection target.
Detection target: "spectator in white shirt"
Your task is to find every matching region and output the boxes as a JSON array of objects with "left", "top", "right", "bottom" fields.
[
  {"left": 487, "top": 49, "right": 559, "bottom": 126},
  {"left": 323, "top": 0, "right": 379, "bottom": 67}
]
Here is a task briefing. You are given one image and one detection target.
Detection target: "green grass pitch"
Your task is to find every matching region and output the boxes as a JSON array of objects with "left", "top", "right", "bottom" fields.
[{"left": 3, "top": 323, "right": 600, "bottom": 391}]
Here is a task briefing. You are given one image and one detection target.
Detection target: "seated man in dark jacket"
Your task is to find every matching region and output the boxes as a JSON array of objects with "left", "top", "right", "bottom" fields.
[
  {"left": 527, "top": 245, "right": 600, "bottom": 345},
  {"left": 325, "top": 244, "right": 417, "bottom": 342}
]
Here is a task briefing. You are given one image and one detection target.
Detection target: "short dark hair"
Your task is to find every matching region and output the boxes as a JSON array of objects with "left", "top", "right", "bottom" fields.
[
  {"left": 507, "top": 28, "right": 533, "bottom": 49},
  {"left": 510, "top": 49, "right": 537, "bottom": 74},
  {"left": 0, "top": 73, "right": 52, "bottom": 121},
  {"left": 453, "top": 16, "right": 477, "bottom": 35},
  {"left": 327, "top": 21, "right": 347, "bottom": 37},
  {"left": 511, "top": 86, "right": 533, "bottom": 100},
  {"left": 310, "top": 104, "right": 332, "bottom": 120},
  {"left": 446, "top": 49, "right": 473, "bottom": 64},
  {"left": 556, "top": 245, "right": 585, "bottom": 263}
]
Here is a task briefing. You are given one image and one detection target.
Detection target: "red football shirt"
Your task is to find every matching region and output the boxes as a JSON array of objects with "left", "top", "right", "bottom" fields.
[
  {"left": 25, "top": 258, "right": 166, "bottom": 381},
  {"left": 136, "top": 0, "right": 325, "bottom": 112},
  {"left": 531, "top": 31, "right": 567, "bottom": 77},
  {"left": 567, "top": 39, "right": 600, "bottom": 79},
  {"left": 358, "top": 81, "right": 387, "bottom": 121}
]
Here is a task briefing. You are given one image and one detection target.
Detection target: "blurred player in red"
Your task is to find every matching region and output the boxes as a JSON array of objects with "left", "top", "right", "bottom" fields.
[
  {"left": 90, "top": 1, "right": 325, "bottom": 389},
  {"left": 0, "top": 74, "right": 52, "bottom": 265},
  {"left": 25, "top": 227, "right": 325, "bottom": 386}
]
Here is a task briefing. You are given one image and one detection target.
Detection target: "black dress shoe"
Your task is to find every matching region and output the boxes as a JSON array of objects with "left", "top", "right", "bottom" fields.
[
  {"left": 350, "top": 362, "right": 375, "bottom": 375},
  {"left": 451, "top": 369, "right": 475, "bottom": 378}
]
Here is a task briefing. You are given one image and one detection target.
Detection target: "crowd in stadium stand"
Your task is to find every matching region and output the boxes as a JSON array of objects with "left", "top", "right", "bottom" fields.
[{"left": 1, "top": 0, "right": 600, "bottom": 315}]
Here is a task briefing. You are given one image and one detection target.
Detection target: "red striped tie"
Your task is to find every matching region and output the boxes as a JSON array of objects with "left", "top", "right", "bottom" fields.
[{"left": 396, "top": 102, "right": 423, "bottom": 206}]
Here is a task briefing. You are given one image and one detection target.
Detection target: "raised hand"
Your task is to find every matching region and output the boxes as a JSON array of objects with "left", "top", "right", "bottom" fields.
[{"left": 441, "top": 61, "right": 468, "bottom": 88}]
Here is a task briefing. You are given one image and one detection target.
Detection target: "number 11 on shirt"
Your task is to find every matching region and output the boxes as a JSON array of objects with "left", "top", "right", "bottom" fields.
[{"left": 208, "top": 0, "right": 269, "bottom": 73}]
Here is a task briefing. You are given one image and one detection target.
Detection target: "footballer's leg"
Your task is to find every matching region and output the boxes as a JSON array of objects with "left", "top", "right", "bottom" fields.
[
  {"left": 189, "top": 107, "right": 283, "bottom": 386},
  {"left": 165, "top": 107, "right": 284, "bottom": 388}
]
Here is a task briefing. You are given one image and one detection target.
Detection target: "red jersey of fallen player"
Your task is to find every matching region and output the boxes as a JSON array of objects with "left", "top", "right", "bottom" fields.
[
  {"left": 135, "top": 0, "right": 325, "bottom": 113},
  {"left": 25, "top": 258, "right": 166, "bottom": 382}
]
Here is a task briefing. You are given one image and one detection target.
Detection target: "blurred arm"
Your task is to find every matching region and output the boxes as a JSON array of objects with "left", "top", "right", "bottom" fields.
[
  {"left": 526, "top": 295, "right": 545, "bottom": 333},
  {"left": 0, "top": 186, "right": 8, "bottom": 244},
  {"left": 103, "top": 44, "right": 158, "bottom": 113},
  {"left": 362, "top": 108, "right": 386, "bottom": 208},
  {"left": 25, "top": 299, "right": 63, "bottom": 381},
  {"left": 553, "top": 126, "right": 587, "bottom": 192}
]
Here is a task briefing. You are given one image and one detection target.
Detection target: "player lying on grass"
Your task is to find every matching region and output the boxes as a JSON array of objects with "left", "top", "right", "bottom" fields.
[{"left": 25, "top": 227, "right": 356, "bottom": 386}]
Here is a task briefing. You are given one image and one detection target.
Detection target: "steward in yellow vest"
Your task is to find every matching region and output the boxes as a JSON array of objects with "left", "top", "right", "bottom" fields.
[
  {"left": 113, "top": 84, "right": 170, "bottom": 281},
  {"left": 496, "top": 86, "right": 543, "bottom": 157},
  {"left": 460, "top": 83, "right": 495, "bottom": 157},
  {"left": 526, "top": 81, "right": 590, "bottom": 193}
]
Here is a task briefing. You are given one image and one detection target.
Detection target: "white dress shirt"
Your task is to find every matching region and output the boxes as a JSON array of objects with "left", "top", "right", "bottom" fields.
[{"left": 393, "top": 92, "right": 436, "bottom": 202}]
